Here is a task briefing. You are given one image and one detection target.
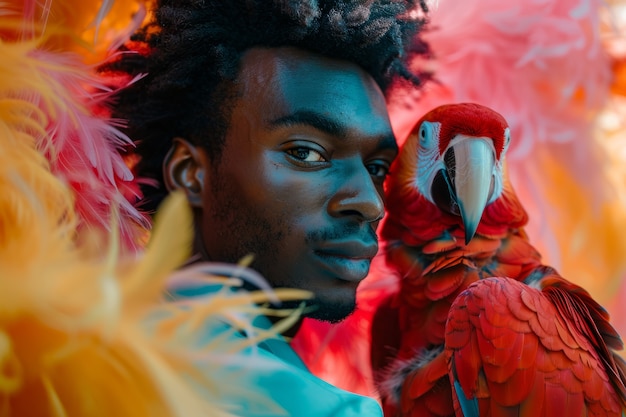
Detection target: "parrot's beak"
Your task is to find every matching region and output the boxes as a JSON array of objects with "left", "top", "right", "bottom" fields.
[{"left": 444, "top": 135, "right": 496, "bottom": 244}]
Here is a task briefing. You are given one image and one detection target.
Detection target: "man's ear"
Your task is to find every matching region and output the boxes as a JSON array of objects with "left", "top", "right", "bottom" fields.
[{"left": 163, "top": 138, "right": 207, "bottom": 208}]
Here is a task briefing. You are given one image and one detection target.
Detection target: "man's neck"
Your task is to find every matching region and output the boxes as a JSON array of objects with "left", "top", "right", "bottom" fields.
[{"left": 184, "top": 252, "right": 305, "bottom": 338}]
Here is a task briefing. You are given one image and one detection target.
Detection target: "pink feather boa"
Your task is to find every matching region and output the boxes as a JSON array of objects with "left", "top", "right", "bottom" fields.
[{"left": 8, "top": 0, "right": 151, "bottom": 252}]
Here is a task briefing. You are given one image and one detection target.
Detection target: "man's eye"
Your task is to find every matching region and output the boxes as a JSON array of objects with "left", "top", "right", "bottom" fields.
[
  {"left": 286, "top": 147, "right": 326, "bottom": 162},
  {"left": 366, "top": 162, "right": 390, "bottom": 180}
]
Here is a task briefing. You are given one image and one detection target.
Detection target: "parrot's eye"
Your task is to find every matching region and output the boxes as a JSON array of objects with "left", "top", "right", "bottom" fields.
[{"left": 419, "top": 121, "right": 435, "bottom": 149}]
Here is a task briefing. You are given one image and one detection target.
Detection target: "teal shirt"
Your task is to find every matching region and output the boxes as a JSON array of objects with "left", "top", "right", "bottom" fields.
[{"left": 169, "top": 282, "right": 383, "bottom": 417}]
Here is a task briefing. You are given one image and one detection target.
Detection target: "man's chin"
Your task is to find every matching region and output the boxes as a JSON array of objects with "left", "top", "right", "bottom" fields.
[
  {"left": 269, "top": 296, "right": 356, "bottom": 323},
  {"left": 304, "top": 298, "right": 357, "bottom": 323}
]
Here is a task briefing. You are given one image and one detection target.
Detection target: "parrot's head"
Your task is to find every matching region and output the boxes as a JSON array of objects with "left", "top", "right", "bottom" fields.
[{"left": 395, "top": 103, "right": 511, "bottom": 244}]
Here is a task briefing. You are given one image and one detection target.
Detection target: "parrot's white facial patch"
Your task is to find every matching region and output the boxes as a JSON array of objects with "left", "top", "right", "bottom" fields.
[
  {"left": 490, "top": 127, "right": 511, "bottom": 202},
  {"left": 415, "top": 120, "right": 507, "bottom": 207},
  {"left": 502, "top": 127, "right": 511, "bottom": 159},
  {"left": 415, "top": 120, "right": 444, "bottom": 202}
]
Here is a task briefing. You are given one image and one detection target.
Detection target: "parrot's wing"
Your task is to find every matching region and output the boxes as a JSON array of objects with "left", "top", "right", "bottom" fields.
[{"left": 446, "top": 276, "right": 626, "bottom": 417}]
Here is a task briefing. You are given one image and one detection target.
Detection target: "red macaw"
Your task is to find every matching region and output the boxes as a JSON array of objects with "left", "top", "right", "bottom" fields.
[{"left": 371, "top": 103, "right": 626, "bottom": 417}]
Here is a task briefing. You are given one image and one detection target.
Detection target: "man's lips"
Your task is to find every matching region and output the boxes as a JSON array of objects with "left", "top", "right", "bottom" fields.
[{"left": 314, "top": 240, "right": 378, "bottom": 283}]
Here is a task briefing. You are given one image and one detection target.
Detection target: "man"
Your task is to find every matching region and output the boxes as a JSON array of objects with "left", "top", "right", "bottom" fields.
[{"left": 106, "top": 0, "right": 430, "bottom": 415}]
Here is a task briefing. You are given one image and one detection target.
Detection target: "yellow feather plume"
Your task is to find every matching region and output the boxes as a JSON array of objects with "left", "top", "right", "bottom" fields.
[
  {"left": 1, "top": 2, "right": 313, "bottom": 415},
  {"left": 0, "top": 90, "right": 311, "bottom": 414},
  {"left": 0, "top": 165, "right": 310, "bottom": 416},
  {"left": 0, "top": 1, "right": 317, "bottom": 415}
]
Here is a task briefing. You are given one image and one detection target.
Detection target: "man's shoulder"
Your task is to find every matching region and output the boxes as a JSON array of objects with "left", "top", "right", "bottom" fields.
[{"left": 166, "top": 277, "right": 383, "bottom": 416}]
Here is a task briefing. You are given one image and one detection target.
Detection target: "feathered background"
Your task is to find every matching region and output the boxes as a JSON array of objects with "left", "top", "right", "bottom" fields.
[
  {"left": 4, "top": 0, "right": 626, "bottom": 411},
  {"left": 292, "top": 0, "right": 626, "bottom": 402}
]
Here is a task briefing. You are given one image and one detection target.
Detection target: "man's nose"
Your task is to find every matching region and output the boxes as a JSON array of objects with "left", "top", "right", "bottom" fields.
[{"left": 328, "top": 163, "right": 385, "bottom": 223}]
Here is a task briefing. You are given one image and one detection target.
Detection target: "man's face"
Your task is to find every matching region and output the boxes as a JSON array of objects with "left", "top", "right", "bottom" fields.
[{"left": 199, "top": 47, "right": 397, "bottom": 322}]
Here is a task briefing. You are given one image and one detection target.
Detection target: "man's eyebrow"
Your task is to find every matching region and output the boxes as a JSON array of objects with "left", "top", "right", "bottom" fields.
[
  {"left": 267, "top": 110, "right": 398, "bottom": 150},
  {"left": 268, "top": 110, "right": 347, "bottom": 137}
]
